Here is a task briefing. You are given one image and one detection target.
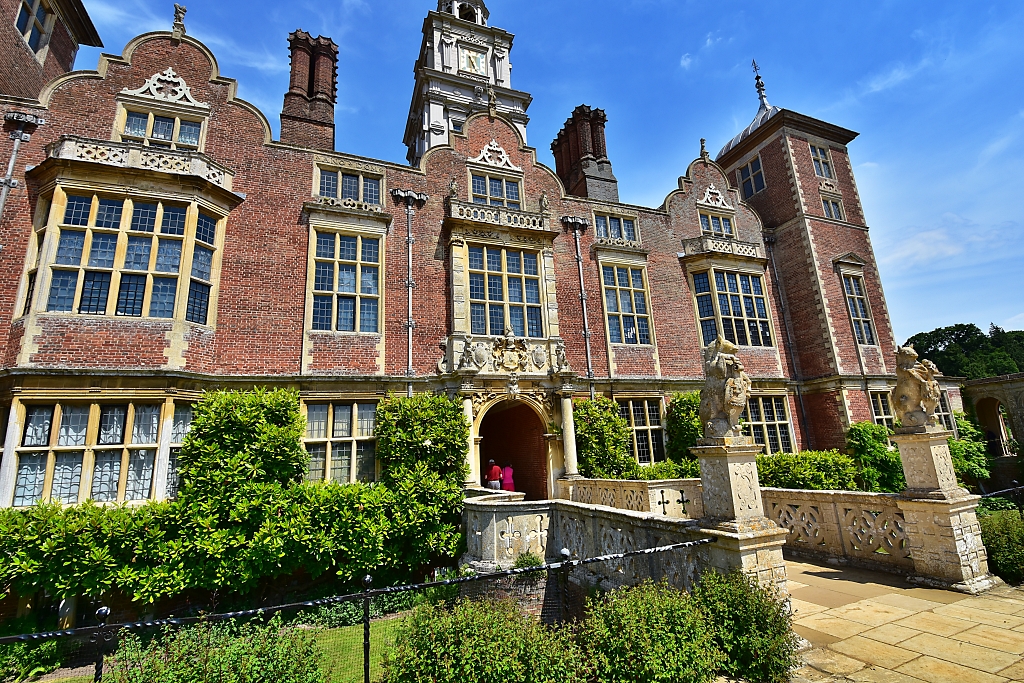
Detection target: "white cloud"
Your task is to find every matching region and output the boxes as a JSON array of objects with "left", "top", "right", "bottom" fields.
[
  {"left": 862, "top": 58, "right": 930, "bottom": 94},
  {"left": 1004, "top": 313, "right": 1024, "bottom": 331},
  {"left": 879, "top": 228, "right": 964, "bottom": 265},
  {"left": 679, "top": 53, "right": 692, "bottom": 69}
]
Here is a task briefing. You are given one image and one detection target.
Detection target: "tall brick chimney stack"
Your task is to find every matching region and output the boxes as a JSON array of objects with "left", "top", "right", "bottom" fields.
[
  {"left": 280, "top": 30, "right": 338, "bottom": 151},
  {"left": 550, "top": 105, "right": 618, "bottom": 201}
]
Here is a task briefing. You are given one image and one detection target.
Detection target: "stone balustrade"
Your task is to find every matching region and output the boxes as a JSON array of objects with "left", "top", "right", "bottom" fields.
[
  {"left": 46, "top": 135, "right": 234, "bottom": 190},
  {"left": 679, "top": 235, "right": 763, "bottom": 260},
  {"left": 761, "top": 488, "right": 914, "bottom": 571},
  {"left": 448, "top": 198, "right": 549, "bottom": 231},
  {"left": 570, "top": 478, "right": 704, "bottom": 519}
]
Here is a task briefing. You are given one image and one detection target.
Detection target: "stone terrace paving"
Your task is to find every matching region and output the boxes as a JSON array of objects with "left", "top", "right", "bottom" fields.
[{"left": 788, "top": 560, "right": 1024, "bottom": 683}]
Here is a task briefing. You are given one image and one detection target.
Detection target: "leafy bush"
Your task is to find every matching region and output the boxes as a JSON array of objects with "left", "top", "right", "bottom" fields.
[
  {"left": 948, "top": 412, "right": 991, "bottom": 485},
  {"left": 846, "top": 421, "right": 905, "bottom": 492},
  {"left": 384, "top": 598, "right": 590, "bottom": 683},
  {"left": 0, "top": 640, "right": 59, "bottom": 683},
  {"left": 104, "top": 614, "right": 325, "bottom": 683},
  {"left": 573, "top": 397, "right": 637, "bottom": 479},
  {"left": 691, "top": 571, "right": 798, "bottom": 683},
  {"left": 580, "top": 581, "right": 722, "bottom": 683},
  {"left": 979, "top": 496, "right": 1018, "bottom": 515},
  {"left": 0, "top": 389, "right": 467, "bottom": 610},
  {"left": 665, "top": 392, "right": 702, "bottom": 462},
  {"left": 980, "top": 511, "right": 1024, "bottom": 584},
  {"left": 513, "top": 552, "right": 544, "bottom": 569},
  {"left": 375, "top": 392, "right": 470, "bottom": 486},
  {"left": 756, "top": 451, "right": 858, "bottom": 490},
  {"left": 634, "top": 459, "right": 701, "bottom": 480}
]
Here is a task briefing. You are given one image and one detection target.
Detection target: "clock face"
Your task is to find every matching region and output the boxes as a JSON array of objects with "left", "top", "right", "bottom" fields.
[{"left": 459, "top": 48, "right": 487, "bottom": 75}]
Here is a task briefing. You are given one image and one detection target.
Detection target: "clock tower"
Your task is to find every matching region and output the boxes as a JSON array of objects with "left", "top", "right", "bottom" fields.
[{"left": 403, "top": 0, "right": 533, "bottom": 166}]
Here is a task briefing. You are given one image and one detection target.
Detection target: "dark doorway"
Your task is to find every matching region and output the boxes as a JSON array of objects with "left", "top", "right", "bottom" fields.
[{"left": 479, "top": 400, "right": 548, "bottom": 501}]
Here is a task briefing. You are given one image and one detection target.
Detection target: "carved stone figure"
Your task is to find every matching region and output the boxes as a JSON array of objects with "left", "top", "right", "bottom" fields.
[
  {"left": 530, "top": 345, "right": 547, "bottom": 370},
  {"left": 437, "top": 338, "right": 449, "bottom": 374},
  {"left": 508, "top": 372, "right": 520, "bottom": 397},
  {"left": 539, "top": 191, "right": 549, "bottom": 213},
  {"left": 698, "top": 336, "right": 752, "bottom": 441},
  {"left": 554, "top": 341, "right": 569, "bottom": 373},
  {"left": 492, "top": 327, "right": 529, "bottom": 372},
  {"left": 173, "top": 3, "right": 186, "bottom": 24},
  {"left": 448, "top": 176, "right": 458, "bottom": 198},
  {"left": 894, "top": 345, "right": 942, "bottom": 429}
]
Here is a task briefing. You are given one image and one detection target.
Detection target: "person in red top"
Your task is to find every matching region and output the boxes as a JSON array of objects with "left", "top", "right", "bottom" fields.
[
  {"left": 485, "top": 459, "right": 503, "bottom": 490},
  {"left": 501, "top": 463, "right": 515, "bottom": 492}
]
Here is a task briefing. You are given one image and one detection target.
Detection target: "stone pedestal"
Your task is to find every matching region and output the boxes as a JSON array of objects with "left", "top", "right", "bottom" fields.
[
  {"left": 893, "top": 428, "right": 1001, "bottom": 593},
  {"left": 693, "top": 440, "right": 788, "bottom": 594}
]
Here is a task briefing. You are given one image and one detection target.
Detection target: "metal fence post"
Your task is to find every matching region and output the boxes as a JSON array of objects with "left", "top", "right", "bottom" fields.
[
  {"left": 557, "top": 548, "right": 571, "bottom": 622},
  {"left": 91, "top": 606, "right": 111, "bottom": 682},
  {"left": 363, "top": 574, "right": 373, "bottom": 683}
]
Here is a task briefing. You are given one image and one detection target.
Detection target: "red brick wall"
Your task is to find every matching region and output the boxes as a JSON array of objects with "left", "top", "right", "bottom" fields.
[
  {"left": 0, "top": 0, "right": 79, "bottom": 100},
  {"left": 29, "top": 317, "right": 170, "bottom": 368},
  {"left": 803, "top": 390, "right": 848, "bottom": 451}
]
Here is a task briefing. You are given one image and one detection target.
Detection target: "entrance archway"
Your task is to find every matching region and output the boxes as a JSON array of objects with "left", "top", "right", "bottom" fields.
[
  {"left": 479, "top": 400, "right": 548, "bottom": 501},
  {"left": 975, "top": 397, "right": 1011, "bottom": 457}
]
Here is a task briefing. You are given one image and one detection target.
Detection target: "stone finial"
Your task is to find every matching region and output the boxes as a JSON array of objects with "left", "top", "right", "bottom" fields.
[
  {"left": 752, "top": 59, "right": 770, "bottom": 112},
  {"left": 698, "top": 336, "right": 752, "bottom": 443},
  {"left": 894, "top": 345, "right": 943, "bottom": 430},
  {"left": 172, "top": 3, "right": 186, "bottom": 40},
  {"left": 700, "top": 137, "right": 709, "bottom": 162}
]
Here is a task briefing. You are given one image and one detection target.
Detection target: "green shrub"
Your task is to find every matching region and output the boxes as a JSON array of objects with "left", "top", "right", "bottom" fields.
[
  {"left": 665, "top": 392, "right": 702, "bottom": 462},
  {"left": 979, "top": 511, "right": 1024, "bottom": 584},
  {"left": 513, "top": 551, "right": 544, "bottom": 569},
  {"left": 580, "top": 581, "right": 722, "bottom": 683},
  {"left": 375, "top": 392, "right": 470, "bottom": 485},
  {"left": 979, "top": 496, "right": 1018, "bottom": 515},
  {"left": 0, "top": 640, "right": 60, "bottom": 683},
  {"left": 573, "top": 397, "right": 638, "bottom": 479},
  {"left": 634, "top": 459, "right": 701, "bottom": 480},
  {"left": 104, "top": 614, "right": 325, "bottom": 683},
  {"left": 948, "top": 412, "right": 991, "bottom": 486},
  {"left": 846, "top": 421, "right": 905, "bottom": 492},
  {"left": 756, "top": 451, "right": 858, "bottom": 490},
  {"left": 691, "top": 571, "right": 799, "bottom": 683},
  {"left": 384, "top": 598, "right": 590, "bottom": 683}
]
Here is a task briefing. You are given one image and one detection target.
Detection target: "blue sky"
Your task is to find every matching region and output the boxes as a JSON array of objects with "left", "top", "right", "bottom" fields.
[{"left": 77, "top": 0, "right": 1024, "bottom": 344}]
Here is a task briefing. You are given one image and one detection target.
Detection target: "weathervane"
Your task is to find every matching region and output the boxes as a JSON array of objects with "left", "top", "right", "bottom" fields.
[{"left": 752, "top": 59, "right": 769, "bottom": 110}]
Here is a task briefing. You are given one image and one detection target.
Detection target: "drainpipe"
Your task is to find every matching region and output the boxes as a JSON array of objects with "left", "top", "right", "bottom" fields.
[
  {"left": 561, "top": 216, "right": 595, "bottom": 399},
  {"left": 390, "top": 189, "right": 428, "bottom": 397},
  {"left": 0, "top": 112, "right": 44, "bottom": 225},
  {"left": 765, "top": 232, "right": 811, "bottom": 446}
]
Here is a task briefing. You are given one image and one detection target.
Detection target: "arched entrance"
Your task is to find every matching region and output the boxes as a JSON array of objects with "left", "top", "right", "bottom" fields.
[
  {"left": 479, "top": 400, "right": 548, "bottom": 501},
  {"left": 975, "top": 397, "right": 1011, "bottom": 457}
]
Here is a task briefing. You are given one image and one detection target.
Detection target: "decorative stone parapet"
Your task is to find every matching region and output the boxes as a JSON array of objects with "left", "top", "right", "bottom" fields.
[
  {"left": 761, "top": 488, "right": 913, "bottom": 571},
  {"left": 892, "top": 427, "right": 1000, "bottom": 593},
  {"left": 570, "top": 478, "right": 704, "bottom": 518},
  {"left": 678, "top": 235, "right": 764, "bottom": 261},
  {"left": 448, "top": 198, "right": 550, "bottom": 231},
  {"left": 46, "top": 135, "right": 234, "bottom": 190}
]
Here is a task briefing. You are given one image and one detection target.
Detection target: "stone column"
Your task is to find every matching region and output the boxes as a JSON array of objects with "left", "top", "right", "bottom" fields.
[
  {"left": 0, "top": 398, "right": 23, "bottom": 508},
  {"left": 693, "top": 437, "right": 789, "bottom": 594},
  {"left": 893, "top": 427, "right": 1000, "bottom": 593},
  {"left": 560, "top": 395, "right": 579, "bottom": 477},
  {"left": 462, "top": 394, "right": 479, "bottom": 488}
]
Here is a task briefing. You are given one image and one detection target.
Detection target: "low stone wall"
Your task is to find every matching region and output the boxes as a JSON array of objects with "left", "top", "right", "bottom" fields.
[
  {"left": 570, "top": 478, "right": 705, "bottom": 519},
  {"left": 462, "top": 495, "right": 711, "bottom": 592},
  {"left": 760, "top": 488, "right": 914, "bottom": 572}
]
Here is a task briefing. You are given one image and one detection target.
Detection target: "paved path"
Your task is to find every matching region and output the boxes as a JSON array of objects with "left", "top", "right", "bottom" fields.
[{"left": 788, "top": 559, "right": 1024, "bottom": 683}]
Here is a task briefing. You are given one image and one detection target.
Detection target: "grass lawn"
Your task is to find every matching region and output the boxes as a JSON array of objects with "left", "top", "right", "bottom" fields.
[{"left": 319, "top": 616, "right": 404, "bottom": 683}]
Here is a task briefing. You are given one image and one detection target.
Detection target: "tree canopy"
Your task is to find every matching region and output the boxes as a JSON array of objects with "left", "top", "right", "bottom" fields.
[{"left": 904, "top": 324, "right": 1024, "bottom": 379}]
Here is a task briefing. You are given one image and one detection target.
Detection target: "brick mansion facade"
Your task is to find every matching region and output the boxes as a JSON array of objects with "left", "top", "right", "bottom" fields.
[{"left": 0, "top": 0, "right": 962, "bottom": 507}]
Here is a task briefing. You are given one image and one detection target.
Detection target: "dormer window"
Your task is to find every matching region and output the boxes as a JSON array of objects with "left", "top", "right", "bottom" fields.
[
  {"left": 317, "top": 168, "right": 382, "bottom": 205},
  {"left": 595, "top": 214, "right": 637, "bottom": 241},
  {"left": 121, "top": 111, "right": 203, "bottom": 151},
  {"left": 699, "top": 212, "right": 733, "bottom": 238},
  {"left": 471, "top": 174, "right": 520, "bottom": 209}
]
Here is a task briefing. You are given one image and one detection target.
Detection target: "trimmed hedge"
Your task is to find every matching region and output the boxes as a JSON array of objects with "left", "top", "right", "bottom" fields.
[
  {"left": 756, "top": 451, "right": 858, "bottom": 491},
  {"left": 980, "top": 511, "right": 1024, "bottom": 584}
]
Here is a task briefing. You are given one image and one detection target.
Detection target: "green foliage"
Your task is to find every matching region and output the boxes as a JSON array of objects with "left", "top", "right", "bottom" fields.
[
  {"left": 979, "top": 511, "right": 1024, "bottom": 584},
  {"left": 665, "top": 392, "right": 702, "bottom": 462},
  {"left": 0, "top": 640, "right": 59, "bottom": 683},
  {"left": 978, "top": 496, "right": 1018, "bottom": 515},
  {"left": 845, "top": 422, "right": 905, "bottom": 493},
  {"left": 179, "top": 388, "right": 309, "bottom": 495},
  {"left": 632, "top": 459, "right": 702, "bottom": 480},
  {"left": 756, "top": 451, "right": 858, "bottom": 491},
  {"left": 573, "top": 398, "right": 637, "bottom": 479},
  {"left": 104, "top": 614, "right": 325, "bottom": 683},
  {"left": 0, "top": 389, "right": 467, "bottom": 609},
  {"left": 384, "top": 598, "right": 591, "bottom": 683},
  {"left": 513, "top": 552, "right": 544, "bottom": 569},
  {"left": 375, "top": 392, "right": 470, "bottom": 486},
  {"left": 692, "top": 571, "right": 799, "bottom": 683},
  {"left": 904, "top": 323, "right": 1024, "bottom": 380},
  {"left": 580, "top": 581, "right": 723, "bottom": 683},
  {"left": 948, "top": 412, "right": 991, "bottom": 485}
]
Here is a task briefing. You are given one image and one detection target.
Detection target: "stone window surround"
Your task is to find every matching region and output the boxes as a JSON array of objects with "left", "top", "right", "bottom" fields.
[
  {"left": 597, "top": 252, "right": 655, "bottom": 348},
  {"left": 303, "top": 215, "right": 387, "bottom": 336},
  {"left": 113, "top": 99, "right": 209, "bottom": 153},
  {"left": 870, "top": 390, "right": 895, "bottom": 430},
  {"left": 736, "top": 154, "right": 766, "bottom": 200},
  {"left": 834, "top": 259, "right": 878, "bottom": 348},
  {"left": 615, "top": 396, "right": 666, "bottom": 465},
  {"left": 685, "top": 258, "right": 775, "bottom": 349},
  {"left": 592, "top": 210, "right": 640, "bottom": 243},
  {"left": 22, "top": 186, "right": 226, "bottom": 328},
  {"left": 314, "top": 164, "right": 384, "bottom": 206},
  {"left": 449, "top": 229, "right": 561, "bottom": 340},
  {"left": 742, "top": 394, "right": 795, "bottom": 454},
  {"left": 821, "top": 196, "right": 845, "bottom": 221},
  {"left": 1, "top": 397, "right": 187, "bottom": 508},
  {"left": 14, "top": 0, "right": 55, "bottom": 61},
  {"left": 698, "top": 210, "right": 735, "bottom": 239},
  {"left": 466, "top": 244, "right": 544, "bottom": 338},
  {"left": 809, "top": 144, "right": 834, "bottom": 179},
  {"left": 465, "top": 167, "right": 522, "bottom": 209},
  {"left": 301, "top": 400, "right": 378, "bottom": 484}
]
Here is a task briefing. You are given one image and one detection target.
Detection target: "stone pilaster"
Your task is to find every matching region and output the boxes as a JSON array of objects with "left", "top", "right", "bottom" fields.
[
  {"left": 893, "top": 428, "right": 1000, "bottom": 593},
  {"left": 693, "top": 440, "right": 788, "bottom": 594}
]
